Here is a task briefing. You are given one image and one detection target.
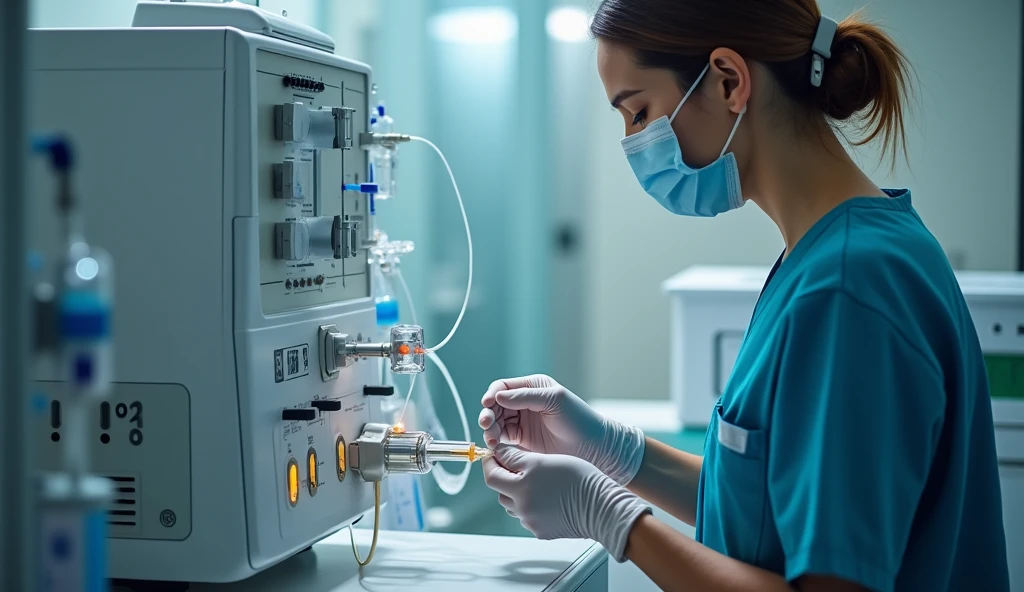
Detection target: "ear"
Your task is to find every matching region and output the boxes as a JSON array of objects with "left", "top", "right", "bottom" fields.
[{"left": 708, "top": 48, "right": 751, "bottom": 115}]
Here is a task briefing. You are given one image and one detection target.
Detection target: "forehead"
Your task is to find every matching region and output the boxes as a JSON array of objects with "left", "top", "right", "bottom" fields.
[
  {"left": 596, "top": 40, "right": 637, "bottom": 88},
  {"left": 596, "top": 40, "right": 671, "bottom": 101}
]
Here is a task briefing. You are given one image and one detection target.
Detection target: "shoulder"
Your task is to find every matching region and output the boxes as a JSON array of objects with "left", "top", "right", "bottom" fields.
[
  {"left": 795, "top": 195, "right": 958, "bottom": 324},
  {"left": 783, "top": 197, "right": 961, "bottom": 372}
]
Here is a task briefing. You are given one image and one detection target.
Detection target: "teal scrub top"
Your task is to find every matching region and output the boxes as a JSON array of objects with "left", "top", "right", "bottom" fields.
[{"left": 694, "top": 190, "right": 1010, "bottom": 591}]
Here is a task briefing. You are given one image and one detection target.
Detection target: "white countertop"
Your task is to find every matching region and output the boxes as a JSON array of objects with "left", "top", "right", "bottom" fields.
[{"left": 177, "top": 530, "right": 606, "bottom": 592}]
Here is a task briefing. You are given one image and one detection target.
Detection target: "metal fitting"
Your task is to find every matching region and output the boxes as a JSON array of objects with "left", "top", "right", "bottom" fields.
[
  {"left": 359, "top": 132, "right": 412, "bottom": 147},
  {"left": 348, "top": 423, "right": 390, "bottom": 482}
]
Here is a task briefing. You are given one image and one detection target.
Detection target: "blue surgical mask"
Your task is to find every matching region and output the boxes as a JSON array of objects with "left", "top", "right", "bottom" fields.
[{"left": 620, "top": 64, "right": 747, "bottom": 217}]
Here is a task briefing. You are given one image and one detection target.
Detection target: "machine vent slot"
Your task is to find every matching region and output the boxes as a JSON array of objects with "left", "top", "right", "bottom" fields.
[{"left": 103, "top": 474, "right": 141, "bottom": 535}]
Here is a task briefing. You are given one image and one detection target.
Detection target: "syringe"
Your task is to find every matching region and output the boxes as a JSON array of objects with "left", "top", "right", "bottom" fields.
[
  {"left": 383, "top": 428, "right": 490, "bottom": 475},
  {"left": 348, "top": 423, "right": 491, "bottom": 482}
]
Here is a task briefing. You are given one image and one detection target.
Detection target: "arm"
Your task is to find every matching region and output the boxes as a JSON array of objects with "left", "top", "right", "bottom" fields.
[
  {"left": 627, "top": 437, "right": 703, "bottom": 525},
  {"left": 625, "top": 514, "right": 869, "bottom": 592}
]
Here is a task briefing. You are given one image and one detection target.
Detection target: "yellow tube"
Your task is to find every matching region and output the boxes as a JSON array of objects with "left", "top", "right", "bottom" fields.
[{"left": 348, "top": 480, "right": 381, "bottom": 567}]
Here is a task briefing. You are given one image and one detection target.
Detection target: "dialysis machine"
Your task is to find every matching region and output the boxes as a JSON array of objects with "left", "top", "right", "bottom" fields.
[
  {"left": 29, "top": 1, "right": 432, "bottom": 583},
  {"left": 663, "top": 266, "right": 1024, "bottom": 588}
]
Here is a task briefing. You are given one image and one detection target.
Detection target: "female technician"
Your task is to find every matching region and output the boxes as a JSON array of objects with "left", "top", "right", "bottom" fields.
[{"left": 478, "top": 1, "right": 1011, "bottom": 590}]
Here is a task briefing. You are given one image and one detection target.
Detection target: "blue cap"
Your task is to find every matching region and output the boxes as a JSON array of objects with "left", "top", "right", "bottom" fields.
[
  {"left": 58, "top": 291, "right": 111, "bottom": 339},
  {"left": 344, "top": 183, "right": 379, "bottom": 194},
  {"left": 376, "top": 299, "right": 399, "bottom": 326}
]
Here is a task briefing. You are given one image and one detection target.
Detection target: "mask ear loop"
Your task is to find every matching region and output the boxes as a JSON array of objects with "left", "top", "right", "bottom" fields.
[
  {"left": 669, "top": 64, "right": 711, "bottom": 124},
  {"left": 719, "top": 104, "right": 747, "bottom": 158}
]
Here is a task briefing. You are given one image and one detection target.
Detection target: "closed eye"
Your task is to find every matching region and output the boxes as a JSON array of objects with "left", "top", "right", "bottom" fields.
[{"left": 632, "top": 109, "right": 647, "bottom": 128}]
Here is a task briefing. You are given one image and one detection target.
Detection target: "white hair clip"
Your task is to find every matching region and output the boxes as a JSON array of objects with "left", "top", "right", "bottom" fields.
[{"left": 810, "top": 16, "right": 838, "bottom": 87}]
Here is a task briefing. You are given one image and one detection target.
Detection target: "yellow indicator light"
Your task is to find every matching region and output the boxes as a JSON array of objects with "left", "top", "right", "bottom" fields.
[
  {"left": 307, "top": 448, "right": 318, "bottom": 496},
  {"left": 336, "top": 436, "right": 347, "bottom": 481},
  {"left": 287, "top": 458, "right": 299, "bottom": 506}
]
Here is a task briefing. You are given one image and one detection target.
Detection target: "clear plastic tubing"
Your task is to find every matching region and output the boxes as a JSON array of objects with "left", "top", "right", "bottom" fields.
[
  {"left": 392, "top": 268, "right": 472, "bottom": 495},
  {"left": 426, "top": 350, "right": 472, "bottom": 495},
  {"left": 409, "top": 136, "right": 471, "bottom": 354}
]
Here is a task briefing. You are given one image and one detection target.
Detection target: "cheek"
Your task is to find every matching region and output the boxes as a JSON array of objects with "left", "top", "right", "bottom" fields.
[{"left": 673, "top": 109, "right": 729, "bottom": 169}]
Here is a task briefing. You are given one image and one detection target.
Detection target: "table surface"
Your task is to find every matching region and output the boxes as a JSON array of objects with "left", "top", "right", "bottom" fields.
[{"left": 182, "top": 530, "right": 606, "bottom": 592}]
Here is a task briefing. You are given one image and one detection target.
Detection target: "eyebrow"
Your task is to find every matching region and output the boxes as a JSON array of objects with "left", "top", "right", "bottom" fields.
[{"left": 610, "top": 89, "right": 642, "bottom": 109}]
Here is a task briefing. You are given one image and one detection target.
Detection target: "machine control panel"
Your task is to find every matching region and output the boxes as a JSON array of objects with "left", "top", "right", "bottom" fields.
[{"left": 257, "top": 51, "right": 371, "bottom": 314}]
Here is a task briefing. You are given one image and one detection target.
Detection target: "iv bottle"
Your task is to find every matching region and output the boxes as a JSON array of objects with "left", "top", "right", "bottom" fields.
[{"left": 368, "top": 102, "right": 397, "bottom": 200}]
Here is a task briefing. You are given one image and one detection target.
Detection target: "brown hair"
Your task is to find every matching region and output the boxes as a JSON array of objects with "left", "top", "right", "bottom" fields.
[{"left": 590, "top": 0, "right": 914, "bottom": 167}]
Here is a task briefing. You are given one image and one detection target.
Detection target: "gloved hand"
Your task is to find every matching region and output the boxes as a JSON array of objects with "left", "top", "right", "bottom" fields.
[
  {"left": 483, "top": 444, "right": 651, "bottom": 562},
  {"left": 478, "top": 374, "right": 645, "bottom": 485}
]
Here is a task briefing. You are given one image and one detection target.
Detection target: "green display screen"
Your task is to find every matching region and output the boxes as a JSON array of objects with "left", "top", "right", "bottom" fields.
[{"left": 984, "top": 354, "right": 1024, "bottom": 400}]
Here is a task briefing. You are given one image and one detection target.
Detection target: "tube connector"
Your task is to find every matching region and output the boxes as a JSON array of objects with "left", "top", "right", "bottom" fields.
[
  {"left": 360, "top": 132, "right": 412, "bottom": 147},
  {"left": 318, "top": 323, "right": 426, "bottom": 381}
]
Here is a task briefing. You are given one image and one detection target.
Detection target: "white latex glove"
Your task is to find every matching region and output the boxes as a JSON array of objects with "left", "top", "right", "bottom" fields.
[
  {"left": 478, "top": 374, "right": 645, "bottom": 485},
  {"left": 483, "top": 444, "right": 651, "bottom": 562}
]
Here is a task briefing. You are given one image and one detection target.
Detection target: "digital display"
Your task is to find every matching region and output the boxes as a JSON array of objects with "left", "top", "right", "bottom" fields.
[{"left": 984, "top": 354, "right": 1024, "bottom": 400}]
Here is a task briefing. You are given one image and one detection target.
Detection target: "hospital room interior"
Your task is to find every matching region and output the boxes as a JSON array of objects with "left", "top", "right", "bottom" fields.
[{"left": 1, "top": 0, "right": 1021, "bottom": 590}]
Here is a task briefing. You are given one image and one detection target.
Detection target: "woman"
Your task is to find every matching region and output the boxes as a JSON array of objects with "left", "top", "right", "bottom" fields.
[{"left": 478, "top": 1, "right": 1011, "bottom": 591}]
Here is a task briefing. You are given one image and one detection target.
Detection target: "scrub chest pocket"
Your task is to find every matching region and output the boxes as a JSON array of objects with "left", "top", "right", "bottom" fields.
[{"left": 701, "top": 402, "right": 770, "bottom": 565}]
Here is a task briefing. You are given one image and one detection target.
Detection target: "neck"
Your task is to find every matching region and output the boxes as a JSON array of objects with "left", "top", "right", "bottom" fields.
[{"left": 746, "top": 125, "right": 885, "bottom": 254}]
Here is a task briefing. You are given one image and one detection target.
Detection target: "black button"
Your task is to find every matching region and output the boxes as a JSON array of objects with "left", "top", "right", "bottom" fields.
[
  {"left": 283, "top": 75, "right": 293, "bottom": 86},
  {"left": 311, "top": 400, "right": 342, "bottom": 412},
  {"left": 282, "top": 408, "right": 316, "bottom": 421},
  {"left": 363, "top": 385, "right": 395, "bottom": 397}
]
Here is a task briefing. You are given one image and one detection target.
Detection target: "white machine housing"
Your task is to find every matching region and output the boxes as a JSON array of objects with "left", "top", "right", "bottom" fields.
[
  {"left": 30, "top": 2, "right": 385, "bottom": 583},
  {"left": 663, "top": 266, "right": 1024, "bottom": 589}
]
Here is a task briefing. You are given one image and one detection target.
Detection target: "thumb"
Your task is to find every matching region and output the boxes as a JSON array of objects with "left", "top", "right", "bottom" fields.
[
  {"left": 482, "top": 455, "right": 522, "bottom": 496},
  {"left": 493, "top": 443, "right": 535, "bottom": 473},
  {"left": 494, "top": 388, "right": 554, "bottom": 413}
]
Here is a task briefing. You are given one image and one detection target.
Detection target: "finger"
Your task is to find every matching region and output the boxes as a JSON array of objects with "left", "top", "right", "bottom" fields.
[
  {"left": 484, "top": 407, "right": 512, "bottom": 448},
  {"left": 497, "top": 494, "right": 516, "bottom": 513},
  {"left": 482, "top": 377, "right": 523, "bottom": 408},
  {"left": 494, "top": 388, "right": 553, "bottom": 413},
  {"left": 481, "top": 456, "right": 523, "bottom": 495},
  {"left": 478, "top": 407, "right": 495, "bottom": 430},
  {"left": 483, "top": 423, "right": 501, "bottom": 449},
  {"left": 493, "top": 443, "right": 533, "bottom": 473},
  {"left": 498, "top": 413, "right": 522, "bottom": 447}
]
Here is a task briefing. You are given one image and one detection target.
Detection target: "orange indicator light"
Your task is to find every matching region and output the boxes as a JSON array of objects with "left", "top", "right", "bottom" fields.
[
  {"left": 307, "top": 448, "right": 318, "bottom": 496},
  {"left": 287, "top": 458, "right": 299, "bottom": 506}
]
